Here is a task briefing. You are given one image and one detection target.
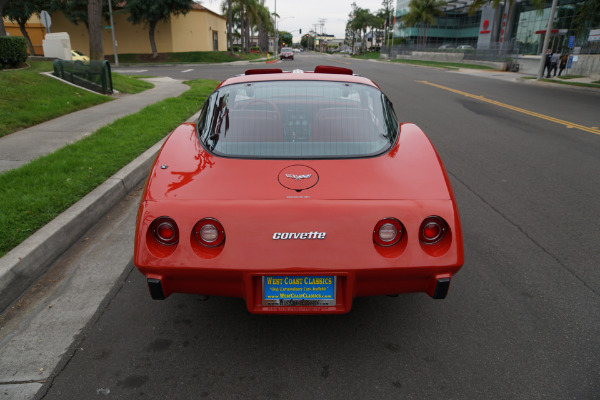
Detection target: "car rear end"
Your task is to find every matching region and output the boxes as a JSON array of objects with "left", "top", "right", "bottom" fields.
[{"left": 134, "top": 67, "right": 463, "bottom": 314}]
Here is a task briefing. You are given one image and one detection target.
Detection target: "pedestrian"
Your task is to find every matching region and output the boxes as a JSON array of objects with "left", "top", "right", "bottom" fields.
[
  {"left": 544, "top": 49, "right": 552, "bottom": 78},
  {"left": 550, "top": 51, "right": 560, "bottom": 77},
  {"left": 559, "top": 53, "right": 568, "bottom": 76}
]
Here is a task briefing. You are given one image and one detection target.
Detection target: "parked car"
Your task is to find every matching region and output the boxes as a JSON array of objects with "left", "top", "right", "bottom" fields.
[
  {"left": 438, "top": 44, "right": 454, "bottom": 49},
  {"left": 456, "top": 45, "right": 475, "bottom": 50},
  {"left": 280, "top": 47, "right": 294, "bottom": 60},
  {"left": 71, "top": 50, "right": 89, "bottom": 63},
  {"left": 133, "top": 65, "right": 464, "bottom": 314}
]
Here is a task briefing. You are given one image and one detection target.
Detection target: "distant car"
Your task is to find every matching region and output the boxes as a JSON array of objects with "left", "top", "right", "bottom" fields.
[
  {"left": 456, "top": 45, "right": 474, "bottom": 50},
  {"left": 280, "top": 47, "right": 294, "bottom": 60},
  {"left": 71, "top": 50, "right": 89, "bottom": 63},
  {"left": 133, "top": 65, "right": 464, "bottom": 314},
  {"left": 439, "top": 44, "right": 454, "bottom": 49}
]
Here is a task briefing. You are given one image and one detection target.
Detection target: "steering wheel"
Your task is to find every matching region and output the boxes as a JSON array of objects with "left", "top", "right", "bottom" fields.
[{"left": 241, "top": 99, "right": 280, "bottom": 118}]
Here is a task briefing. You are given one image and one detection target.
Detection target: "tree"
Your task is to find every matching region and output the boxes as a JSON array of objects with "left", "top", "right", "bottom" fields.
[
  {"left": 0, "top": 0, "right": 10, "bottom": 36},
  {"left": 226, "top": 0, "right": 233, "bottom": 54},
  {"left": 278, "top": 30, "right": 291, "bottom": 48},
  {"left": 126, "top": 0, "right": 192, "bottom": 58},
  {"left": 401, "top": 0, "right": 446, "bottom": 47},
  {"left": 345, "top": 3, "right": 359, "bottom": 52},
  {"left": 573, "top": 0, "right": 600, "bottom": 40},
  {"left": 50, "top": 0, "right": 117, "bottom": 60},
  {"left": 3, "top": 0, "right": 48, "bottom": 55},
  {"left": 87, "top": 0, "right": 103, "bottom": 60},
  {"left": 255, "top": 1, "right": 272, "bottom": 53},
  {"left": 50, "top": 0, "right": 90, "bottom": 27},
  {"left": 378, "top": 0, "right": 395, "bottom": 48},
  {"left": 350, "top": 7, "right": 374, "bottom": 53}
]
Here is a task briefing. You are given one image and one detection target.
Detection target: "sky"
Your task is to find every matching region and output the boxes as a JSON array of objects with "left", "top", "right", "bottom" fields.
[{"left": 202, "top": 0, "right": 392, "bottom": 43}]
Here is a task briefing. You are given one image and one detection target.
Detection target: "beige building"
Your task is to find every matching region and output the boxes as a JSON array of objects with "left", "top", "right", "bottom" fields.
[
  {"left": 4, "top": 17, "right": 46, "bottom": 55},
  {"left": 3, "top": 3, "right": 226, "bottom": 56}
]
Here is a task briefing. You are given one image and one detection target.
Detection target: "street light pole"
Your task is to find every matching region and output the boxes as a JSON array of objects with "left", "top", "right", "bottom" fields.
[
  {"left": 274, "top": 0, "right": 278, "bottom": 57},
  {"left": 107, "top": 0, "right": 118, "bottom": 66}
]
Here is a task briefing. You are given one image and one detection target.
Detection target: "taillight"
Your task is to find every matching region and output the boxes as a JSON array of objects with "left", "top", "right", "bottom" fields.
[
  {"left": 373, "top": 218, "right": 403, "bottom": 246},
  {"left": 193, "top": 218, "right": 225, "bottom": 247},
  {"left": 419, "top": 216, "right": 448, "bottom": 244},
  {"left": 150, "top": 217, "right": 179, "bottom": 245}
]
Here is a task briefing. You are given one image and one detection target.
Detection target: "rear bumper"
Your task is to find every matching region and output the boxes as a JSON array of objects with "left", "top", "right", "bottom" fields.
[{"left": 141, "top": 266, "right": 458, "bottom": 314}]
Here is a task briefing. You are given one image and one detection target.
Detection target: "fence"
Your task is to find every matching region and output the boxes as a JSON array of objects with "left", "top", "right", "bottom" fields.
[
  {"left": 381, "top": 41, "right": 520, "bottom": 63},
  {"left": 53, "top": 60, "right": 113, "bottom": 95}
]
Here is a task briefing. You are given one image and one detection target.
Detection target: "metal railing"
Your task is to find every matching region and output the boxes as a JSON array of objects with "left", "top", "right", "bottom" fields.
[{"left": 53, "top": 60, "right": 113, "bottom": 95}]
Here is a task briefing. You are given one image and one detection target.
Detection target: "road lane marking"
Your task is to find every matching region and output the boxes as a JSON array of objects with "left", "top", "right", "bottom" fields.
[
  {"left": 417, "top": 80, "right": 600, "bottom": 136},
  {"left": 113, "top": 69, "right": 148, "bottom": 73},
  {"left": 181, "top": 69, "right": 194, "bottom": 73}
]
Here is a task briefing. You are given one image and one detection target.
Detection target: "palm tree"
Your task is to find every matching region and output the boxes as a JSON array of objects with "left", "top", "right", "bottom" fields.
[
  {"left": 227, "top": 0, "right": 233, "bottom": 54},
  {"left": 255, "top": 1, "right": 273, "bottom": 53},
  {"left": 351, "top": 7, "right": 373, "bottom": 53},
  {"left": 401, "top": 0, "right": 446, "bottom": 47}
]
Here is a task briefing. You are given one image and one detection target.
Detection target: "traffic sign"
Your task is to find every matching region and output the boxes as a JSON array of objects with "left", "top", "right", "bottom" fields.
[{"left": 40, "top": 10, "right": 51, "bottom": 33}]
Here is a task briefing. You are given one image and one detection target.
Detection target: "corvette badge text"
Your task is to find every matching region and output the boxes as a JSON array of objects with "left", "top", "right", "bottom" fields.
[{"left": 272, "top": 232, "right": 326, "bottom": 240}]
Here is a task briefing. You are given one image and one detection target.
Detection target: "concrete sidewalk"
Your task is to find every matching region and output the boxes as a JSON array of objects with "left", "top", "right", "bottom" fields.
[
  {"left": 0, "top": 77, "right": 191, "bottom": 313},
  {"left": 0, "top": 76, "right": 188, "bottom": 173}
]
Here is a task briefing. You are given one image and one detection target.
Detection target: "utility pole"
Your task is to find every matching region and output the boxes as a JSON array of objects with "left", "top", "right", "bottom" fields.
[
  {"left": 107, "top": 0, "right": 118, "bottom": 66},
  {"left": 318, "top": 18, "right": 326, "bottom": 53}
]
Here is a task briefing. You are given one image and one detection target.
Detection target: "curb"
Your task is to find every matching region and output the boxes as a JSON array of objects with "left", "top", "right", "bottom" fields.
[{"left": 0, "top": 138, "right": 164, "bottom": 313}]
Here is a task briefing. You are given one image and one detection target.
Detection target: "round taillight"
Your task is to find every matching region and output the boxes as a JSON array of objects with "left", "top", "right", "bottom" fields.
[
  {"left": 193, "top": 218, "right": 225, "bottom": 247},
  {"left": 419, "top": 216, "right": 448, "bottom": 244},
  {"left": 150, "top": 217, "right": 179, "bottom": 245},
  {"left": 373, "top": 218, "right": 403, "bottom": 246}
]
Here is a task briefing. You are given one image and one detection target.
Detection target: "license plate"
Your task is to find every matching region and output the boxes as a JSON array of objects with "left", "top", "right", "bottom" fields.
[{"left": 262, "top": 276, "right": 336, "bottom": 306}]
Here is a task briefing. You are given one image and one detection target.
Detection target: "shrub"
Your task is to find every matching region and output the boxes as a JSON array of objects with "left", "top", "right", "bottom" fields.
[{"left": 0, "top": 36, "right": 28, "bottom": 68}]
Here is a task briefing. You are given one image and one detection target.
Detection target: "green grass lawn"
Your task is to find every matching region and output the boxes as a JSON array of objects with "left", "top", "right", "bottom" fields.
[
  {"left": 111, "top": 73, "right": 155, "bottom": 94},
  {"left": 351, "top": 51, "right": 382, "bottom": 60},
  {"left": 523, "top": 76, "right": 600, "bottom": 89},
  {"left": 0, "top": 78, "right": 218, "bottom": 257},
  {"left": 0, "top": 61, "right": 154, "bottom": 138}
]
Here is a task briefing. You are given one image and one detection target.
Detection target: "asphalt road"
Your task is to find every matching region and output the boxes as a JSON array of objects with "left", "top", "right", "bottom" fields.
[{"left": 5, "top": 53, "right": 600, "bottom": 399}]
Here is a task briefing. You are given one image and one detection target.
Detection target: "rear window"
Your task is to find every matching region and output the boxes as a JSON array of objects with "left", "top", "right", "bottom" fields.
[{"left": 198, "top": 80, "right": 399, "bottom": 159}]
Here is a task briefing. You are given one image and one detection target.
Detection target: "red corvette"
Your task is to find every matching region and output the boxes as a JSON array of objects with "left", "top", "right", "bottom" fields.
[{"left": 134, "top": 65, "right": 464, "bottom": 314}]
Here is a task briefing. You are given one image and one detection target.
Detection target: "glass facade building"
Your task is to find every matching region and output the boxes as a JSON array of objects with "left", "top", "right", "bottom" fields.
[{"left": 394, "top": 0, "right": 599, "bottom": 55}]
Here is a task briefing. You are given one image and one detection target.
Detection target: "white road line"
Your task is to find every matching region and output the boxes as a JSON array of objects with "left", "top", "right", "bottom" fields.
[
  {"left": 113, "top": 69, "right": 148, "bottom": 73},
  {"left": 181, "top": 69, "right": 194, "bottom": 73}
]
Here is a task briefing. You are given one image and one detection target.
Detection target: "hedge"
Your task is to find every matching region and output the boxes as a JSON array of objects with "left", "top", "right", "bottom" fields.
[{"left": 0, "top": 36, "right": 28, "bottom": 68}]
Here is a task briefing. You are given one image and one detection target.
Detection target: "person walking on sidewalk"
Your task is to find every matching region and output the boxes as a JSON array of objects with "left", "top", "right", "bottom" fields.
[
  {"left": 550, "top": 51, "right": 560, "bottom": 77},
  {"left": 544, "top": 49, "right": 553, "bottom": 78},
  {"left": 559, "top": 53, "right": 569, "bottom": 76}
]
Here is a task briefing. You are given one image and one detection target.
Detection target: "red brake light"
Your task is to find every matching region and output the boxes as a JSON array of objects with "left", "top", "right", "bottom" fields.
[
  {"left": 373, "top": 218, "right": 403, "bottom": 246},
  {"left": 150, "top": 217, "right": 179, "bottom": 245},
  {"left": 419, "top": 216, "right": 448, "bottom": 244},
  {"left": 193, "top": 218, "right": 225, "bottom": 247}
]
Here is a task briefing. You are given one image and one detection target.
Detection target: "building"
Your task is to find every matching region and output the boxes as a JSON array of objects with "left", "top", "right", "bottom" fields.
[
  {"left": 394, "top": 0, "right": 599, "bottom": 55},
  {"left": 3, "top": 3, "right": 227, "bottom": 57},
  {"left": 4, "top": 16, "right": 46, "bottom": 55}
]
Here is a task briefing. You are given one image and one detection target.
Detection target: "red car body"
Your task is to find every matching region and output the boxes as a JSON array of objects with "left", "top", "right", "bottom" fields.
[
  {"left": 134, "top": 66, "right": 464, "bottom": 314},
  {"left": 280, "top": 47, "right": 294, "bottom": 60}
]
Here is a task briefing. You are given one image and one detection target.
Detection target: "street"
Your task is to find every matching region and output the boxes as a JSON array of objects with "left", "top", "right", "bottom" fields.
[{"left": 2, "top": 53, "right": 599, "bottom": 399}]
